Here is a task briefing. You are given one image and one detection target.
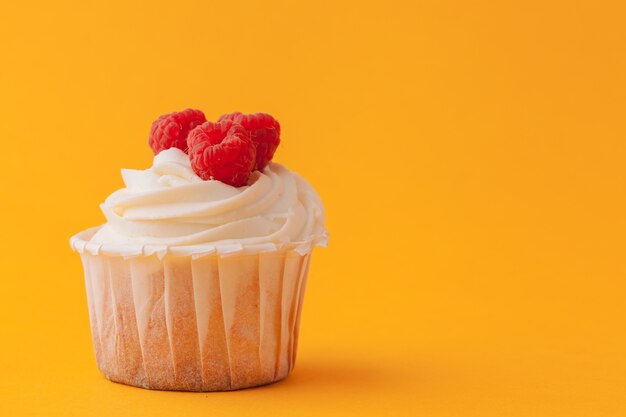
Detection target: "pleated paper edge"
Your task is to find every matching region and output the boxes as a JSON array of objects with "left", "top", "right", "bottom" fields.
[{"left": 70, "top": 225, "right": 328, "bottom": 259}]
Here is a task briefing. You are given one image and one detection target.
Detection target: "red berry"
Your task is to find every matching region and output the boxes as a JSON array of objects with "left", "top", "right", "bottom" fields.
[
  {"left": 187, "top": 121, "right": 256, "bottom": 187},
  {"left": 149, "top": 109, "right": 206, "bottom": 154},
  {"left": 218, "top": 112, "right": 280, "bottom": 170}
]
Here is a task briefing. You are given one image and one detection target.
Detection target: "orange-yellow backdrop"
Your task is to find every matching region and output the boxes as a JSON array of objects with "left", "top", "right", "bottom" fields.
[{"left": 1, "top": 1, "right": 625, "bottom": 416}]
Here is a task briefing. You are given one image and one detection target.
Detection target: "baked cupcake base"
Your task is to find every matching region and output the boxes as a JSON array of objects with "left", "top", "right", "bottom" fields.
[{"left": 75, "top": 231, "right": 313, "bottom": 391}]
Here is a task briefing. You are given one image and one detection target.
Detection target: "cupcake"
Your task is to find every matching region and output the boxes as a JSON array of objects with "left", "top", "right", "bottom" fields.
[{"left": 70, "top": 110, "right": 327, "bottom": 391}]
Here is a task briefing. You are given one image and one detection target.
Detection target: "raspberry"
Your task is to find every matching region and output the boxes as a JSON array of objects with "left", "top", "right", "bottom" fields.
[
  {"left": 218, "top": 112, "right": 280, "bottom": 170},
  {"left": 149, "top": 109, "right": 206, "bottom": 154},
  {"left": 187, "top": 121, "right": 256, "bottom": 187}
]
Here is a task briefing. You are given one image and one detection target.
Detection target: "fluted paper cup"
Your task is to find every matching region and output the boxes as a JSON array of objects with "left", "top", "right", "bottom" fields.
[{"left": 70, "top": 227, "right": 324, "bottom": 391}]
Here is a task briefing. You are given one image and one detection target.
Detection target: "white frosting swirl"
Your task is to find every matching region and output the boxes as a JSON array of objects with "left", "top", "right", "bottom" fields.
[{"left": 90, "top": 148, "right": 327, "bottom": 249}]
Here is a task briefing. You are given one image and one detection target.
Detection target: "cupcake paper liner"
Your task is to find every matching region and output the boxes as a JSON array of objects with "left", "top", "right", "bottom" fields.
[{"left": 71, "top": 227, "right": 320, "bottom": 391}]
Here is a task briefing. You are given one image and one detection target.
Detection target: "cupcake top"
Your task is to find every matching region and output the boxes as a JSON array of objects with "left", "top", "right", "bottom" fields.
[
  {"left": 91, "top": 147, "right": 326, "bottom": 248},
  {"left": 75, "top": 110, "right": 327, "bottom": 257}
]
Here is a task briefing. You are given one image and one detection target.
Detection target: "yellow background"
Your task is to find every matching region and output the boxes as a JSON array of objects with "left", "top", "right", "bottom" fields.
[{"left": 1, "top": 1, "right": 625, "bottom": 416}]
